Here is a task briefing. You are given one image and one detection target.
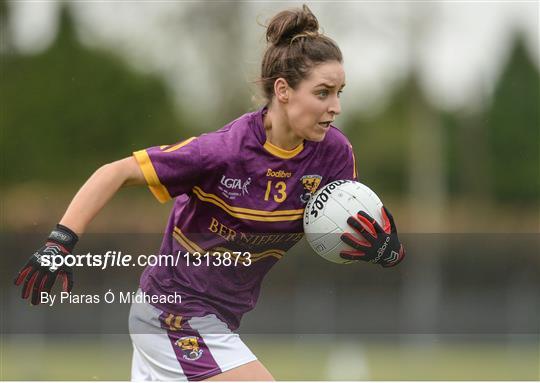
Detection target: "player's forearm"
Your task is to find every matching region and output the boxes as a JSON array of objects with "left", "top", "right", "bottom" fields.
[{"left": 59, "top": 157, "right": 144, "bottom": 234}]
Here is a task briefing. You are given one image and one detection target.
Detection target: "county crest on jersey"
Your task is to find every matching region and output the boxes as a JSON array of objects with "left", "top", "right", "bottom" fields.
[{"left": 133, "top": 107, "right": 357, "bottom": 330}]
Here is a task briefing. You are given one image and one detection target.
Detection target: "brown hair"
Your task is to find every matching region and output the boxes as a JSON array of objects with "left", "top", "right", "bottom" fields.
[{"left": 260, "top": 4, "right": 343, "bottom": 102}]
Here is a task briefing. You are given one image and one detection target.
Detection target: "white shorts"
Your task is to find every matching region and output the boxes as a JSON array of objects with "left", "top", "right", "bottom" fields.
[{"left": 128, "top": 292, "right": 257, "bottom": 381}]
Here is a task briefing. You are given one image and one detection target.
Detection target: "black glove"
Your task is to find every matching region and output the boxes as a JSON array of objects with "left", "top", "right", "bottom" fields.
[
  {"left": 14, "top": 224, "right": 78, "bottom": 305},
  {"left": 340, "top": 206, "right": 405, "bottom": 267}
]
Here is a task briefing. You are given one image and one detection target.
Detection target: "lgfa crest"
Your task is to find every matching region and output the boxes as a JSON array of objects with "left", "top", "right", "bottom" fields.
[
  {"left": 300, "top": 175, "right": 322, "bottom": 204},
  {"left": 176, "top": 336, "right": 203, "bottom": 361}
]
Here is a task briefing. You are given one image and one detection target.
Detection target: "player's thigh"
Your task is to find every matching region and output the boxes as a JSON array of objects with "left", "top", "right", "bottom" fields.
[{"left": 206, "top": 360, "right": 274, "bottom": 381}]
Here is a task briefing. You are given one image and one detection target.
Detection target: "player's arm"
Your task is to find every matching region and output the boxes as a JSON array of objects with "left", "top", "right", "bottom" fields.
[
  {"left": 60, "top": 156, "right": 145, "bottom": 233},
  {"left": 14, "top": 156, "right": 145, "bottom": 304}
]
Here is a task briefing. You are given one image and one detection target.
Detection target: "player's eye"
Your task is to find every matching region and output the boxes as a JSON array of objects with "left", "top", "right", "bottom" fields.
[
  {"left": 337, "top": 90, "right": 343, "bottom": 98},
  {"left": 316, "top": 90, "right": 329, "bottom": 98}
]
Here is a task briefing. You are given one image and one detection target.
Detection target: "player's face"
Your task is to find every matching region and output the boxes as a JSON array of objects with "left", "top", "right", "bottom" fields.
[{"left": 286, "top": 61, "right": 345, "bottom": 142}]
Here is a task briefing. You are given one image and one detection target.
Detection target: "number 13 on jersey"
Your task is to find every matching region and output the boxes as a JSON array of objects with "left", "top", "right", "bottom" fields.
[{"left": 264, "top": 181, "right": 287, "bottom": 202}]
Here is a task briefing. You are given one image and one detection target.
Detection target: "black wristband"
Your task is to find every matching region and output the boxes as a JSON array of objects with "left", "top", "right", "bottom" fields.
[{"left": 48, "top": 224, "right": 79, "bottom": 253}]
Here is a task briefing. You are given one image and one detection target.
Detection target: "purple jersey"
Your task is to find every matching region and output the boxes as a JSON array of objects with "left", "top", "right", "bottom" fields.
[{"left": 133, "top": 107, "right": 357, "bottom": 330}]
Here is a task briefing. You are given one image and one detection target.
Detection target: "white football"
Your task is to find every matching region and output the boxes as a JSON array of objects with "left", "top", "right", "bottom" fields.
[{"left": 303, "top": 180, "right": 384, "bottom": 264}]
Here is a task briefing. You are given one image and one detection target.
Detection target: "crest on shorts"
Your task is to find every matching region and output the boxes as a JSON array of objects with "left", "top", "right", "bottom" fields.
[
  {"left": 176, "top": 336, "right": 203, "bottom": 361},
  {"left": 301, "top": 175, "right": 322, "bottom": 194}
]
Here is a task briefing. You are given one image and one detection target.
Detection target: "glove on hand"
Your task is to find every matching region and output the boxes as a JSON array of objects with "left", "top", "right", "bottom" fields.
[
  {"left": 340, "top": 207, "right": 405, "bottom": 267},
  {"left": 14, "top": 224, "right": 78, "bottom": 305}
]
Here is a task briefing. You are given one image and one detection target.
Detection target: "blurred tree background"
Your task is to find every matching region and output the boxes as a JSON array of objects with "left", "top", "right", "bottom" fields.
[
  {"left": 0, "top": 2, "right": 538, "bottom": 232},
  {"left": 1, "top": 3, "right": 538, "bottom": 380},
  {"left": 0, "top": 6, "right": 189, "bottom": 186},
  {"left": 487, "top": 36, "right": 539, "bottom": 203}
]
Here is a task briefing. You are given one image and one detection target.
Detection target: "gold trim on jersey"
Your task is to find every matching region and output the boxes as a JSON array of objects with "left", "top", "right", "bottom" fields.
[
  {"left": 162, "top": 137, "right": 196, "bottom": 153},
  {"left": 192, "top": 186, "right": 304, "bottom": 222},
  {"left": 133, "top": 150, "right": 172, "bottom": 203},
  {"left": 263, "top": 140, "right": 304, "bottom": 159},
  {"left": 172, "top": 231, "right": 286, "bottom": 262},
  {"left": 350, "top": 144, "right": 357, "bottom": 179},
  {"left": 173, "top": 227, "right": 204, "bottom": 253}
]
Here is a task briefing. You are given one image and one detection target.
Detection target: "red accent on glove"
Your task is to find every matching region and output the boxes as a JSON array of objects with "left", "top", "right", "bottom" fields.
[
  {"left": 381, "top": 207, "right": 392, "bottom": 234},
  {"left": 15, "top": 266, "right": 32, "bottom": 286},
  {"left": 353, "top": 214, "right": 378, "bottom": 238},
  {"left": 39, "top": 274, "right": 49, "bottom": 291},
  {"left": 59, "top": 271, "right": 69, "bottom": 292},
  {"left": 23, "top": 271, "right": 39, "bottom": 299}
]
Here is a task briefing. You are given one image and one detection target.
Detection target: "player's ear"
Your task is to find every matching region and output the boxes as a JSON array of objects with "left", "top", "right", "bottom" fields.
[{"left": 274, "top": 78, "right": 290, "bottom": 104}]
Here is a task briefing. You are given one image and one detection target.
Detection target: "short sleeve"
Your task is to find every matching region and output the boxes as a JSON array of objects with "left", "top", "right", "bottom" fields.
[
  {"left": 328, "top": 143, "right": 358, "bottom": 183},
  {"left": 133, "top": 137, "right": 201, "bottom": 203}
]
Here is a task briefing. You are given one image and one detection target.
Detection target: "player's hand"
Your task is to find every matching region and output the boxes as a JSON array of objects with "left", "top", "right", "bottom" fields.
[
  {"left": 340, "top": 207, "right": 405, "bottom": 267},
  {"left": 14, "top": 224, "right": 78, "bottom": 305}
]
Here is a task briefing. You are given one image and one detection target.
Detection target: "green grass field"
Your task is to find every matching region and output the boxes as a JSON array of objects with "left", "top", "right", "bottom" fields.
[{"left": 1, "top": 335, "right": 538, "bottom": 380}]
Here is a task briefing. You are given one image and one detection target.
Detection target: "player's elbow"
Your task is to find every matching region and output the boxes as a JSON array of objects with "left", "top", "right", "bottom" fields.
[{"left": 100, "top": 157, "right": 145, "bottom": 187}]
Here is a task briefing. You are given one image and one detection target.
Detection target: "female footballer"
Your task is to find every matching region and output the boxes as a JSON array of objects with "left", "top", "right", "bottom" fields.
[{"left": 14, "top": 5, "right": 405, "bottom": 381}]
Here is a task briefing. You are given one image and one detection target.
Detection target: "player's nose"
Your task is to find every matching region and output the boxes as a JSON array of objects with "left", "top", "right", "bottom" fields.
[{"left": 328, "top": 96, "right": 341, "bottom": 116}]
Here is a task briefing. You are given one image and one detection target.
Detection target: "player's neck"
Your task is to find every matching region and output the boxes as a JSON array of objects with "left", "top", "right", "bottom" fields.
[{"left": 263, "top": 107, "right": 303, "bottom": 151}]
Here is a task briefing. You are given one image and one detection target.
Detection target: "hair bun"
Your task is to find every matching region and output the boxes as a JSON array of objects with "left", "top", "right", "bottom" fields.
[{"left": 266, "top": 4, "right": 319, "bottom": 46}]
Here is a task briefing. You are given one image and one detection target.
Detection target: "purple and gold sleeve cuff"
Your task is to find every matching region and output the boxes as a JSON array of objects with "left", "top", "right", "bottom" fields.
[{"left": 133, "top": 149, "right": 172, "bottom": 203}]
